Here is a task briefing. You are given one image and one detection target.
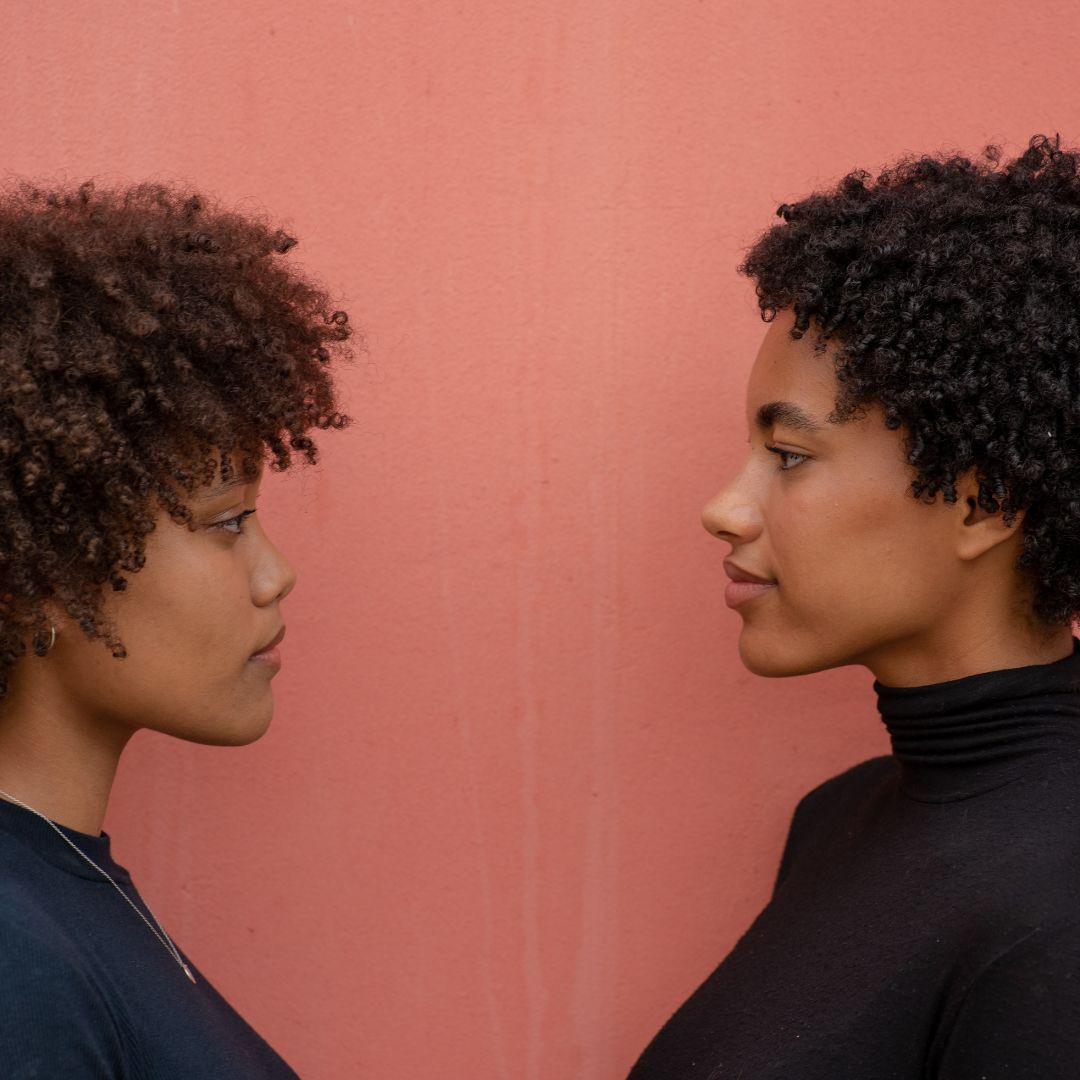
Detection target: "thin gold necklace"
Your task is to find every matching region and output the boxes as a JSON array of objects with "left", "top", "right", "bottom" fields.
[{"left": 0, "top": 789, "right": 196, "bottom": 983}]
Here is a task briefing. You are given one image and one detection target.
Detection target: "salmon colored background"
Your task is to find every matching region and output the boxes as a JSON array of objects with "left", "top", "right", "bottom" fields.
[{"left": 2, "top": 2, "right": 1076, "bottom": 1076}]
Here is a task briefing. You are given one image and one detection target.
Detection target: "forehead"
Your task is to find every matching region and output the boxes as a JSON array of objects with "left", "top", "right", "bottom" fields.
[
  {"left": 187, "top": 450, "right": 265, "bottom": 502},
  {"left": 745, "top": 315, "right": 841, "bottom": 428}
]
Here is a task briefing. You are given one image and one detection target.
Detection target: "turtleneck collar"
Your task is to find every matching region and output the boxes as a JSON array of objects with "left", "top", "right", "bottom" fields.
[{"left": 873, "top": 636, "right": 1080, "bottom": 802}]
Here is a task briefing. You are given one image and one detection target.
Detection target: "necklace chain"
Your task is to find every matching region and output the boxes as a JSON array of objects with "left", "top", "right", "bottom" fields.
[{"left": 0, "top": 789, "right": 196, "bottom": 984}]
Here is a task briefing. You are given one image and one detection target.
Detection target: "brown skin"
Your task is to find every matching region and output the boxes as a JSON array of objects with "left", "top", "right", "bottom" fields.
[
  {"left": 0, "top": 456, "right": 296, "bottom": 834},
  {"left": 702, "top": 309, "right": 1074, "bottom": 687}
]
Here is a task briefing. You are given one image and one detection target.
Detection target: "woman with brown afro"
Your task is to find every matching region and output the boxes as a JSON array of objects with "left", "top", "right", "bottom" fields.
[{"left": 0, "top": 179, "right": 352, "bottom": 1076}]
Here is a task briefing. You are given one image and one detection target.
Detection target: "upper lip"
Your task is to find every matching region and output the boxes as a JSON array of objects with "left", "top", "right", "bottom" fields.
[
  {"left": 252, "top": 626, "right": 286, "bottom": 656},
  {"left": 723, "top": 559, "right": 777, "bottom": 585}
]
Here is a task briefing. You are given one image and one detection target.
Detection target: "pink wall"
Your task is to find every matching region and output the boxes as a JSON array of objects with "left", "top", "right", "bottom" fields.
[{"left": 3, "top": 3, "right": 1078, "bottom": 1076}]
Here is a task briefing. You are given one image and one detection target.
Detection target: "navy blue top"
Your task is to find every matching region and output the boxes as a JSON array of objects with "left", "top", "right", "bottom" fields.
[
  {"left": 628, "top": 638, "right": 1080, "bottom": 1079},
  {"left": 0, "top": 798, "right": 299, "bottom": 1078}
]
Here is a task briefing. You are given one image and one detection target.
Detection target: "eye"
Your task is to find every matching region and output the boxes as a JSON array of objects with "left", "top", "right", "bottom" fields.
[
  {"left": 764, "top": 445, "right": 807, "bottom": 472},
  {"left": 214, "top": 509, "right": 257, "bottom": 535}
]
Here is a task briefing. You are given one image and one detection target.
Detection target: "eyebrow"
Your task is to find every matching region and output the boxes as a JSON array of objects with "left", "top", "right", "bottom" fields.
[
  {"left": 192, "top": 477, "right": 250, "bottom": 502},
  {"left": 754, "top": 400, "right": 825, "bottom": 435}
]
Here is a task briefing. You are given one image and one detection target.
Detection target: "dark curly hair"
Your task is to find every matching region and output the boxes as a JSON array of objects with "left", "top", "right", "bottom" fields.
[
  {"left": 738, "top": 133, "right": 1080, "bottom": 628},
  {"left": 0, "top": 179, "right": 354, "bottom": 697}
]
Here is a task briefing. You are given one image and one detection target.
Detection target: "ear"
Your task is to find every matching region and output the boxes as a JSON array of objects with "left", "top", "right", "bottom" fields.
[{"left": 954, "top": 468, "right": 1024, "bottom": 563}]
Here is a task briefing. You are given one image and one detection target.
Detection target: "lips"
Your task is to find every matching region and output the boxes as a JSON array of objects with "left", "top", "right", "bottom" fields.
[
  {"left": 722, "top": 558, "right": 778, "bottom": 610},
  {"left": 251, "top": 626, "right": 285, "bottom": 657},
  {"left": 722, "top": 559, "right": 777, "bottom": 585}
]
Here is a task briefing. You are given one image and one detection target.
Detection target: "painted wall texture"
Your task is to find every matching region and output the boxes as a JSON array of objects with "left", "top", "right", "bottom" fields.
[{"left": 2, "top": 1, "right": 1077, "bottom": 1076}]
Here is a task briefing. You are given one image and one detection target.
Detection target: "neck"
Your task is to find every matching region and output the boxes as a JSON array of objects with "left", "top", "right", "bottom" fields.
[
  {"left": 0, "top": 685, "right": 131, "bottom": 836},
  {"left": 874, "top": 634, "right": 1080, "bottom": 801},
  {"left": 862, "top": 619, "right": 1076, "bottom": 688}
]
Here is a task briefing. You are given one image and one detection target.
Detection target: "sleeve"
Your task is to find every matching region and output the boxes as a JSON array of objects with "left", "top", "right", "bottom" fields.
[
  {"left": 935, "top": 921, "right": 1080, "bottom": 1080},
  {"left": 0, "top": 915, "right": 126, "bottom": 1078}
]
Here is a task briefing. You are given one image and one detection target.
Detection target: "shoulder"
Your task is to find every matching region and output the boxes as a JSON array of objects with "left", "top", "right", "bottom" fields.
[
  {"left": 0, "top": 857, "right": 97, "bottom": 989},
  {"left": 0, "top": 835, "right": 81, "bottom": 952},
  {"left": 0, "top": 840, "right": 127, "bottom": 1071},
  {"left": 792, "top": 754, "right": 895, "bottom": 823},
  {"left": 771, "top": 756, "right": 894, "bottom": 896}
]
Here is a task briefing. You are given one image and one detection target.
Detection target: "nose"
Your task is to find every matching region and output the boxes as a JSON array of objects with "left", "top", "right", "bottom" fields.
[
  {"left": 252, "top": 530, "right": 298, "bottom": 607},
  {"left": 701, "top": 466, "right": 763, "bottom": 544},
  {"left": 275, "top": 550, "right": 298, "bottom": 603}
]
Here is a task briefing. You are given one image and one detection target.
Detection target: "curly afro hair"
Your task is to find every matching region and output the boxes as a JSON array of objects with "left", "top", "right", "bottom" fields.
[
  {"left": 738, "top": 132, "right": 1080, "bottom": 628},
  {"left": 0, "top": 179, "right": 354, "bottom": 697}
]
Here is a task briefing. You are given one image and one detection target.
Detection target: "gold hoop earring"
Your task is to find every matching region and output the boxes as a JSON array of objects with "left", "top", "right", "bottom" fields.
[{"left": 48, "top": 625, "right": 56, "bottom": 651}]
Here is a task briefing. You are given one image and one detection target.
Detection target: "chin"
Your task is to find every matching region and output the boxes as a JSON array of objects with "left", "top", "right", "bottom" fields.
[
  {"left": 217, "top": 710, "right": 274, "bottom": 746},
  {"left": 214, "top": 720, "right": 273, "bottom": 747},
  {"left": 736, "top": 626, "right": 837, "bottom": 679},
  {"left": 175, "top": 703, "right": 275, "bottom": 747}
]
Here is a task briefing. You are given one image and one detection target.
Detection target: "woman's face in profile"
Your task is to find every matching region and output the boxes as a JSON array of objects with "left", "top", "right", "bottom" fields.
[
  {"left": 701, "top": 310, "right": 1022, "bottom": 679},
  {"left": 39, "top": 455, "right": 297, "bottom": 747}
]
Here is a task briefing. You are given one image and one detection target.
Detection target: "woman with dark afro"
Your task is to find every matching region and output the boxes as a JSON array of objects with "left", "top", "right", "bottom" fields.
[
  {"left": 0, "top": 179, "right": 352, "bottom": 1076},
  {"left": 628, "top": 134, "right": 1080, "bottom": 1079}
]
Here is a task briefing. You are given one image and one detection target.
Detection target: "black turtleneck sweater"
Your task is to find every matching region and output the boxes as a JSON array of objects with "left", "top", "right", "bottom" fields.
[
  {"left": 0, "top": 798, "right": 298, "bottom": 1078},
  {"left": 627, "top": 639, "right": 1080, "bottom": 1079}
]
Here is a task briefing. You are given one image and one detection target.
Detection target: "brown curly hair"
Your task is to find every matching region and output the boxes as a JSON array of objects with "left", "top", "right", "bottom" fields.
[{"left": 0, "top": 179, "right": 354, "bottom": 697}]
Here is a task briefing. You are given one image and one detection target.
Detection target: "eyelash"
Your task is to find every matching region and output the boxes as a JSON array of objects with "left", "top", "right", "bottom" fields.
[
  {"left": 764, "top": 445, "right": 807, "bottom": 471},
  {"left": 215, "top": 509, "right": 257, "bottom": 535}
]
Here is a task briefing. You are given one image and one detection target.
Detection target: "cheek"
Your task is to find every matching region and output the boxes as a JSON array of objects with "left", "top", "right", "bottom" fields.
[
  {"left": 106, "top": 549, "right": 251, "bottom": 680},
  {"left": 75, "top": 569, "right": 264, "bottom": 741},
  {"left": 135, "top": 569, "right": 229, "bottom": 630},
  {"left": 769, "top": 483, "right": 948, "bottom": 616},
  {"left": 740, "top": 486, "right": 958, "bottom": 676}
]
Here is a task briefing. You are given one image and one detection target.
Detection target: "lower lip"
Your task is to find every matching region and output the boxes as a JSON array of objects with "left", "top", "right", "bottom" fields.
[
  {"left": 248, "top": 647, "right": 282, "bottom": 671},
  {"left": 724, "top": 581, "right": 777, "bottom": 608}
]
